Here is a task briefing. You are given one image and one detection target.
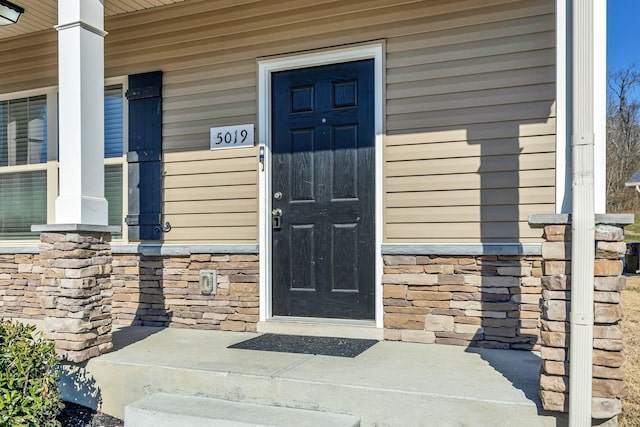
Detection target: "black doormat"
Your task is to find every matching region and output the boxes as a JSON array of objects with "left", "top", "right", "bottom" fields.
[{"left": 228, "top": 333, "right": 378, "bottom": 358}]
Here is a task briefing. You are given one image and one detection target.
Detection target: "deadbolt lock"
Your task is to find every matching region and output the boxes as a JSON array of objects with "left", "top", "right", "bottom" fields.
[{"left": 272, "top": 208, "right": 283, "bottom": 230}]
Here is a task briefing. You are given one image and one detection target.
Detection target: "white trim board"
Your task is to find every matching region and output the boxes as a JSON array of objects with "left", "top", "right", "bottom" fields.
[
  {"left": 555, "top": 0, "right": 570, "bottom": 214},
  {"left": 111, "top": 244, "right": 259, "bottom": 256},
  {"left": 593, "top": 0, "right": 607, "bottom": 213},
  {"left": 257, "top": 42, "right": 385, "bottom": 328}
]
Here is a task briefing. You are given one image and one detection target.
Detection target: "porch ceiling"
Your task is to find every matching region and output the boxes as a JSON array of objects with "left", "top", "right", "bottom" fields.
[{"left": 0, "top": 0, "right": 188, "bottom": 39}]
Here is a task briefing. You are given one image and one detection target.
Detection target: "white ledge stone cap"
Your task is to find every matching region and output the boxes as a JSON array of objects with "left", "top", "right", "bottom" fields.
[
  {"left": 112, "top": 244, "right": 259, "bottom": 255},
  {"left": 381, "top": 243, "right": 541, "bottom": 256},
  {"left": 0, "top": 243, "right": 258, "bottom": 255},
  {"left": 528, "top": 214, "right": 635, "bottom": 228},
  {"left": 0, "top": 245, "right": 40, "bottom": 254},
  {"left": 31, "top": 224, "right": 122, "bottom": 233}
]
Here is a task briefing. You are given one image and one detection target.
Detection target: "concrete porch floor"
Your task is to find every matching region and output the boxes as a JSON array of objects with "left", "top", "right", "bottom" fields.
[{"left": 24, "top": 320, "right": 566, "bottom": 426}]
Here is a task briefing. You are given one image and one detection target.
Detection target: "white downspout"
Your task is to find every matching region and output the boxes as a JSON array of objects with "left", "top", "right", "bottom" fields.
[{"left": 569, "top": 0, "right": 597, "bottom": 424}]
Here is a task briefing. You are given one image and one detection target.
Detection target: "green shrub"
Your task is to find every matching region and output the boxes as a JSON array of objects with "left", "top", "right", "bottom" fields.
[{"left": 0, "top": 319, "right": 63, "bottom": 427}]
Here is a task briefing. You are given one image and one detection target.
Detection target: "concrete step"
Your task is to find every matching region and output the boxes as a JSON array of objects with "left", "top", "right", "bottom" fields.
[
  {"left": 58, "top": 327, "right": 565, "bottom": 427},
  {"left": 125, "top": 392, "right": 361, "bottom": 427}
]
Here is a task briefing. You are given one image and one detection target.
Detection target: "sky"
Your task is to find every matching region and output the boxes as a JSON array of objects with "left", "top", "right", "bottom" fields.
[{"left": 607, "top": 0, "right": 640, "bottom": 73}]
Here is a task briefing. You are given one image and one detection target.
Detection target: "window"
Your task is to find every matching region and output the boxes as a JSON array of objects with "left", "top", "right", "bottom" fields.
[
  {"left": 0, "top": 83, "right": 128, "bottom": 241},
  {"left": 0, "top": 96, "right": 47, "bottom": 167},
  {"left": 104, "top": 84, "right": 126, "bottom": 239},
  {"left": 0, "top": 95, "right": 48, "bottom": 239}
]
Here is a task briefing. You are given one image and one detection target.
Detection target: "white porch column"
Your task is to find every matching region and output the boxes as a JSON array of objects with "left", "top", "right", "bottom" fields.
[{"left": 54, "top": 0, "right": 108, "bottom": 225}]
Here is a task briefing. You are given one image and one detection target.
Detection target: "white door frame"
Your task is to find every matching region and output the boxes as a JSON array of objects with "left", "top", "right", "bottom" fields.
[{"left": 257, "top": 42, "right": 385, "bottom": 327}]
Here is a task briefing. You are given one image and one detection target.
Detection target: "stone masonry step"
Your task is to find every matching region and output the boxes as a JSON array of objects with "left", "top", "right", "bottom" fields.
[{"left": 124, "top": 393, "right": 361, "bottom": 427}]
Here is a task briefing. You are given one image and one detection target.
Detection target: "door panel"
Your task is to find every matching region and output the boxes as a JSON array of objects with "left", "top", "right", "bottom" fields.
[
  {"left": 271, "top": 60, "right": 375, "bottom": 320},
  {"left": 290, "top": 224, "right": 315, "bottom": 290}
]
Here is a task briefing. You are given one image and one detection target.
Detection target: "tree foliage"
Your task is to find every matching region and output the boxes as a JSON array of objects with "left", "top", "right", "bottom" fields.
[{"left": 607, "top": 65, "right": 640, "bottom": 212}]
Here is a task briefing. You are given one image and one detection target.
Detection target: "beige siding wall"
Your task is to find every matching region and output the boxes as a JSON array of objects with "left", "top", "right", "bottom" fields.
[
  {"left": 163, "top": 149, "right": 257, "bottom": 242},
  {"left": 0, "top": 0, "right": 556, "bottom": 244}
]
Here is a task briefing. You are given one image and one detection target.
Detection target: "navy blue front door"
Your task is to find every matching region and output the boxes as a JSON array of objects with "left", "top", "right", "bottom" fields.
[{"left": 271, "top": 60, "right": 375, "bottom": 320}]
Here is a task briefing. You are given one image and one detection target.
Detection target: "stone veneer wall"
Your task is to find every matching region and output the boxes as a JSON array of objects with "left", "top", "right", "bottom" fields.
[
  {"left": 382, "top": 255, "right": 543, "bottom": 350},
  {"left": 0, "top": 251, "right": 261, "bottom": 332},
  {"left": 538, "top": 223, "right": 626, "bottom": 419},
  {"left": 111, "top": 253, "right": 259, "bottom": 332},
  {"left": 0, "top": 253, "right": 44, "bottom": 319}
]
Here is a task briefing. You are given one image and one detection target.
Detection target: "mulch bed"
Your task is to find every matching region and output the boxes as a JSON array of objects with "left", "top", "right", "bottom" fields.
[{"left": 57, "top": 402, "right": 124, "bottom": 427}]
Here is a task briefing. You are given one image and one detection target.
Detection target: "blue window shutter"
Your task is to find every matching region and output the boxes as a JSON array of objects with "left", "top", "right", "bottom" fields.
[{"left": 125, "top": 71, "right": 162, "bottom": 241}]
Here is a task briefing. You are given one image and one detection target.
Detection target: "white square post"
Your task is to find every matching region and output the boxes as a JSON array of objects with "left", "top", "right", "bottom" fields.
[{"left": 54, "top": 0, "right": 108, "bottom": 225}]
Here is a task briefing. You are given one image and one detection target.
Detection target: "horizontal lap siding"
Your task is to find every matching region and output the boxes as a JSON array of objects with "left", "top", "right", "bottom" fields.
[
  {"left": 385, "top": 1, "right": 556, "bottom": 243},
  {"left": 0, "top": 31, "right": 58, "bottom": 90},
  {"left": 0, "top": 0, "right": 556, "bottom": 244},
  {"left": 162, "top": 150, "right": 258, "bottom": 243}
]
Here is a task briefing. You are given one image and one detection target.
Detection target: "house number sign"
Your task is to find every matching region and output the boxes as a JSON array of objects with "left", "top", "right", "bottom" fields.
[{"left": 210, "top": 124, "right": 254, "bottom": 150}]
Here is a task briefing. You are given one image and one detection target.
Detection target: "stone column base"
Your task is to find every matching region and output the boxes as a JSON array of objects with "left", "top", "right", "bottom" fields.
[
  {"left": 529, "top": 214, "right": 632, "bottom": 421},
  {"left": 34, "top": 224, "right": 119, "bottom": 363}
]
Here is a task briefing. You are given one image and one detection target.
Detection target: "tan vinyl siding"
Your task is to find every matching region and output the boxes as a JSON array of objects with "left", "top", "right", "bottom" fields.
[
  {"left": 384, "top": 2, "right": 556, "bottom": 243},
  {"left": 0, "top": 0, "right": 556, "bottom": 244},
  {"left": 162, "top": 150, "right": 257, "bottom": 243},
  {"left": 386, "top": 187, "right": 554, "bottom": 208},
  {"left": 387, "top": 222, "right": 543, "bottom": 241},
  {"left": 386, "top": 153, "right": 554, "bottom": 178},
  {"left": 0, "top": 31, "right": 58, "bottom": 90},
  {"left": 387, "top": 204, "right": 552, "bottom": 224},
  {"left": 386, "top": 170, "right": 555, "bottom": 193}
]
